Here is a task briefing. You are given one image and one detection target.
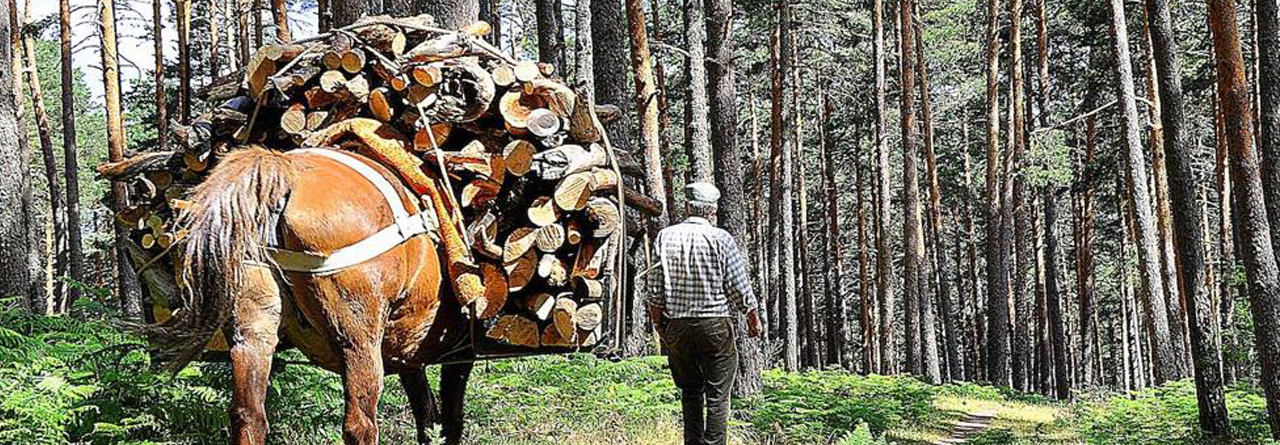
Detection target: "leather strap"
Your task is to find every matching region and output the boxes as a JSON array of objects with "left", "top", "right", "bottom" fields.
[{"left": 255, "top": 148, "right": 439, "bottom": 275}]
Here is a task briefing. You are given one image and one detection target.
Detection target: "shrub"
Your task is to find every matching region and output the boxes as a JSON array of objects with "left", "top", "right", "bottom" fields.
[
  {"left": 834, "top": 423, "right": 886, "bottom": 445},
  {"left": 1078, "top": 379, "right": 1275, "bottom": 445},
  {"left": 740, "top": 371, "right": 936, "bottom": 443}
]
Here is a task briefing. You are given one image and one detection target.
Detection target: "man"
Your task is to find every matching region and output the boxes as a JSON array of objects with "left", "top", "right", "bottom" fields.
[{"left": 647, "top": 182, "right": 762, "bottom": 445}]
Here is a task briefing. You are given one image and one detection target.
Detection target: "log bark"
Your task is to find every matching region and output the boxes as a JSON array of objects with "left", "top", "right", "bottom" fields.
[{"left": 1208, "top": 0, "right": 1280, "bottom": 436}]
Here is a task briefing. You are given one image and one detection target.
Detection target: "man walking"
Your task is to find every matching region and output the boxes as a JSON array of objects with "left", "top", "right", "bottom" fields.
[{"left": 648, "top": 182, "right": 762, "bottom": 445}]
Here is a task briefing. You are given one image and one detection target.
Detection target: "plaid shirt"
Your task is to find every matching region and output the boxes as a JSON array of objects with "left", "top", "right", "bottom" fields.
[{"left": 647, "top": 217, "right": 757, "bottom": 319}]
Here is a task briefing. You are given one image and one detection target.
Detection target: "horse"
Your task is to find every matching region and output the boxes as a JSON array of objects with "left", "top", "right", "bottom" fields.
[{"left": 143, "top": 145, "right": 475, "bottom": 445}]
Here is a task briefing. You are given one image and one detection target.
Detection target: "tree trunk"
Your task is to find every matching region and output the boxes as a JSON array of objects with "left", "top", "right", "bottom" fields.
[
  {"left": 900, "top": 0, "right": 922, "bottom": 377},
  {"left": 574, "top": 0, "right": 593, "bottom": 98},
  {"left": 797, "top": 109, "right": 818, "bottom": 368},
  {"left": 1040, "top": 188, "right": 1070, "bottom": 399},
  {"left": 253, "top": 0, "right": 263, "bottom": 47},
  {"left": 964, "top": 123, "right": 979, "bottom": 382},
  {"left": 271, "top": 0, "right": 291, "bottom": 42},
  {"left": 983, "top": 0, "right": 1010, "bottom": 387},
  {"left": 653, "top": 3, "right": 677, "bottom": 222},
  {"left": 0, "top": 0, "right": 30, "bottom": 303},
  {"left": 594, "top": 0, "right": 637, "bottom": 175},
  {"left": 535, "top": 0, "right": 565, "bottom": 74},
  {"left": 154, "top": 0, "right": 168, "bottom": 151},
  {"left": 873, "top": 0, "right": 896, "bottom": 376},
  {"left": 210, "top": 0, "right": 222, "bottom": 78},
  {"left": 1142, "top": 13, "right": 1192, "bottom": 380},
  {"left": 1142, "top": 0, "right": 1231, "bottom": 433},
  {"left": 820, "top": 92, "right": 846, "bottom": 369},
  {"left": 1005, "top": 0, "right": 1031, "bottom": 392},
  {"left": 22, "top": 0, "right": 63, "bottom": 310},
  {"left": 1075, "top": 113, "right": 1099, "bottom": 389},
  {"left": 913, "top": 15, "right": 946, "bottom": 383},
  {"left": 417, "top": 0, "right": 479, "bottom": 29},
  {"left": 100, "top": 0, "right": 143, "bottom": 319},
  {"left": 1107, "top": 0, "right": 1180, "bottom": 386},
  {"left": 1208, "top": 0, "right": 1280, "bottom": 436},
  {"left": 705, "top": 0, "right": 760, "bottom": 393},
  {"left": 623, "top": 0, "right": 663, "bottom": 357},
  {"left": 771, "top": 0, "right": 798, "bottom": 371},
  {"left": 858, "top": 146, "right": 874, "bottom": 374},
  {"left": 58, "top": 0, "right": 83, "bottom": 312},
  {"left": 238, "top": 0, "right": 249, "bottom": 66}
]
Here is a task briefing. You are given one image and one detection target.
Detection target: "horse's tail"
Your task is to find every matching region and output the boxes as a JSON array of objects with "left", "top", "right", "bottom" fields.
[{"left": 139, "top": 146, "right": 296, "bottom": 372}]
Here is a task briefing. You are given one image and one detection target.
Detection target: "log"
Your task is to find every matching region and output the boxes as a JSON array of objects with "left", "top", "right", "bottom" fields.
[
  {"left": 568, "top": 93, "right": 601, "bottom": 143},
  {"left": 340, "top": 48, "right": 367, "bottom": 73},
  {"left": 573, "top": 276, "right": 605, "bottom": 300},
  {"left": 597, "top": 184, "right": 664, "bottom": 217},
  {"left": 565, "top": 221, "right": 583, "bottom": 245},
  {"left": 505, "top": 249, "right": 538, "bottom": 291},
  {"left": 412, "top": 65, "right": 443, "bottom": 87},
  {"left": 96, "top": 150, "right": 181, "bottom": 180},
  {"left": 572, "top": 240, "right": 601, "bottom": 279},
  {"left": 281, "top": 103, "right": 308, "bottom": 135},
  {"left": 527, "top": 196, "right": 559, "bottom": 227},
  {"left": 345, "top": 75, "right": 371, "bottom": 103},
  {"left": 356, "top": 24, "right": 407, "bottom": 56},
  {"left": 522, "top": 79, "right": 576, "bottom": 118},
  {"left": 575, "top": 303, "right": 603, "bottom": 331},
  {"left": 319, "top": 70, "right": 347, "bottom": 93},
  {"left": 514, "top": 61, "right": 541, "bottom": 82},
  {"left": 486, "top": 314, "right": 539, "bottom": 347},
  {"left": 462, "top": 178, "right": 500, "bottom": 208},
  {"left": 526, "top": 108, "right": 561, "bottom": 137},
  {"left": 369, "top": 88, "right": 394, "bottom": 122},
  {"left": 467, "top": 210, "right": 502, "bottom": 259},
  {"left": 503, "top": 139, "right": 535, "bottom": 176},
  {"left": 541, "top": 324, "right": 573, "bottom": 347},
  {"left": 519, "top": 292, "right": 556, "bottom": 320},
  {"left": 537, "top": 253, "right": 569, "bottom": 287},
  {"left": 552, "top": 295, "right": 578, "bottom": 339},
  {"left": 553, "top": 171, "right": 594, "bottom": 211},
  {"left": 499, "top": 90, "right": 533, "bottom": 130},
  {"left": 531, "top": 144, "right": 606, "bottom": 180},
  {"left": 585, "top": 197, "right": 620, "bottom": 237},
  {"left": 491, "top": 64, "right": 516, "bottom": 87},
  {"left": 477, "top": 262, "right": 508, "bottom": 319},
  {"left": 534, "top": 223, "right": 565, "bottom": 252},
  {"left": 503, "top": 227, "right": 538, "bottom": 263}
]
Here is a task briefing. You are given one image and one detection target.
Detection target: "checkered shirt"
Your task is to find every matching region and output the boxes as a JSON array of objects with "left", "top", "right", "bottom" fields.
[{"left": 647, "top": 217, "right": 757, "bottom": 319}]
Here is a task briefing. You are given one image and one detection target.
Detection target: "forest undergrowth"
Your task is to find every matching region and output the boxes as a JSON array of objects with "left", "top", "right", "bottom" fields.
[{"left": 0, "top": 304, "right": 1273, "bottom": 445}]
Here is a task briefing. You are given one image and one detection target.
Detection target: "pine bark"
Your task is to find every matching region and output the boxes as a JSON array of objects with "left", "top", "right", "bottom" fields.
[
  {"left": 820, "top": 93, "right": 846, "bottom": 369},
  {"left": 417, "top": 0, "right": 479, "bottom": 29},
  {"left": 983, "top": 0, "right": 1010, "bottom": 387},
  {"left": 859, "top": 148, "right": 874, "bottom": 374},
  {"left": 574, "top": 0, "right": 593, "bottom": 98},
  {"left": 873, "top": 0, "right": 896, "bottom": 376},
  {"left": 914, "top": 16, "right": 947, "bottom": 383},
  {"left": 900, "top": 0, "right": 923, "bottom": 377},
  {"left": 593, "top": 0, "right": 637, "bottom": 178},
  {"left": 1143, "top": 0, "right": 1230, "bottom": 433},
  {"left": 1142, "top": 14, "right": 1192, "bottom": 380},
  {"left": 1077, "top": 114, "right": 1098, "bottom": 387},
  {"left": 773, "top": 0, "right": 799, "bottom": 371},
  {"left": 210, "top": 0, "right": 221, "bottom": 78},
  {"left": 1006, "top": 0, "right": 1031, "bottom": 392},
  {"left": 154, "top": 0, "right": 168, "bottom": 151},
  {"left": 624, "top": 0, "right": 666, "bottom": 229},
  {"left": 100, "top": 0, "right": 143, "bottom": 319},
  {"left": 535, "top": 0, "right": 565, "bottom": 74},
  {"left": 1208, "top": 0, "right": 1280, "bottom": 436},
  {"left": 1040, "top": 188, "right": 1069, "bottom": 399},
  {"left": 271, "top": 0, "right": 291, "bottom": 42},
  {"left": 797, "top": 106, "right": 818, "bottom": 368},
  {"left": 1107, "top": 0, "right": 1180, "bottom": 386},
  {"left": 0, "top": 0, "right": 30, "bottom": 303},
  {"left": 58, "top": 0, "right": 83, "bottom": 312}
]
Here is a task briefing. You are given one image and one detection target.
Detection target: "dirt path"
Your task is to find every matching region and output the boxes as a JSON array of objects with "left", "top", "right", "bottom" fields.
[{"left": 933, "top": 411, "right": 997, "bottom": 445}]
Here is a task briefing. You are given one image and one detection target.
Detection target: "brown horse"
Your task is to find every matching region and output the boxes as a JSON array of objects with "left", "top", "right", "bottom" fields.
[{"left": 145, "top": 146, "right": 474, "bottom": 445}]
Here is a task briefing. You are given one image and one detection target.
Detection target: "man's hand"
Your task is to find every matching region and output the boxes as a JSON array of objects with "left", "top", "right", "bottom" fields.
[
  {"left": 648, "top": 305, "right": 665, "bottom": 337},
  {"left": 746, "top": 309, "right": 762, "bottom": 338}
]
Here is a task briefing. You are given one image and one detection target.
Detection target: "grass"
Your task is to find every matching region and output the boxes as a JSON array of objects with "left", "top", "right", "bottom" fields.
[{"left": 2, "top": 307, "right": 1275, "bottom": 445}]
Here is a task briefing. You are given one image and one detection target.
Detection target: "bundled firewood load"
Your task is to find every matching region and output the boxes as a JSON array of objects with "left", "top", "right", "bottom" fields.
[{"left": 98, "top": 14, "right": 663, "bottom": 352}]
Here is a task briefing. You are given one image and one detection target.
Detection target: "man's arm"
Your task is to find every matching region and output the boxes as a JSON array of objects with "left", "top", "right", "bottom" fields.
[
  {"left": 646, "top": 231, "right": 667, "bottom": 326},
  {"left": 720, "top": 233, "right": 762, "bottom": 337}
]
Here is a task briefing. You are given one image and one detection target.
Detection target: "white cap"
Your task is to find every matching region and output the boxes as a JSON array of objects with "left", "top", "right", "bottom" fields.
[{"left": 686, "top": 182, "right": 721, "bottom": 205}]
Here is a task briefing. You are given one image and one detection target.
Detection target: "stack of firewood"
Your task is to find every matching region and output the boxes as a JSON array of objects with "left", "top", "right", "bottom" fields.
[{"left": 98, "top": 14, "right": 663, "bottom": 351}]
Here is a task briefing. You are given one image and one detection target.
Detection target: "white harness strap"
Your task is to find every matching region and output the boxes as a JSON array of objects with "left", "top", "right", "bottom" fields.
[{"left": 263, "top": 148, "right": 439, "bottom": 275}]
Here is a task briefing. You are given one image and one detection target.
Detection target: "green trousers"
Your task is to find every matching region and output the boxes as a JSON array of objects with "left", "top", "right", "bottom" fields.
[{"left": 663, "top": 317, "right": 738, "bottom": 445}]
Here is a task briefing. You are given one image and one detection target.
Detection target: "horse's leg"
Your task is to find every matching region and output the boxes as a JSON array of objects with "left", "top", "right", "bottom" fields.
[
  {"left": 400, "top": 370, "right": 439, "bottom": 445},
  {"left": 340, "top": 340, "right": 385, "bottom": 445},
  {"left": 438, "top": 362, "right": 474, "bottom": 445},
  {"left": 229, "top": 267, "right": 283, "bottom": 445}
]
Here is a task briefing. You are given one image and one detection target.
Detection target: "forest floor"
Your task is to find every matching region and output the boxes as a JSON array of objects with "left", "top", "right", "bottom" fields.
[{"left": 5, "top": 308, "right": 1274, "bottom": 445}]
